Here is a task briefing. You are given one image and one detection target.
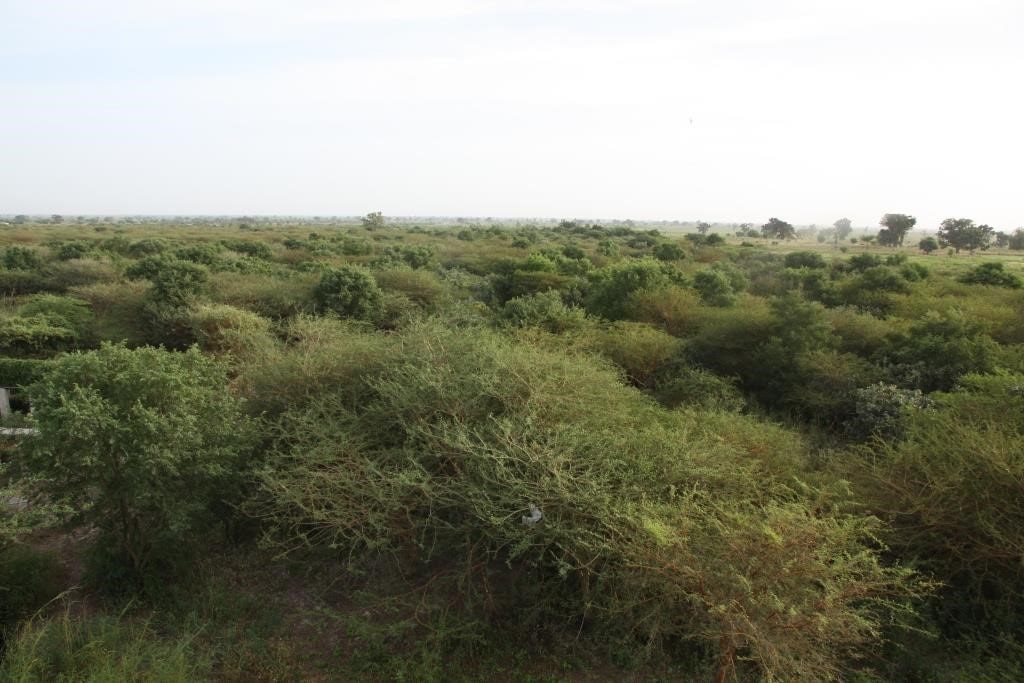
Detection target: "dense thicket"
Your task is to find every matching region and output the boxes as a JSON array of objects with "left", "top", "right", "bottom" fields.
[{"left": 2, "top": 218, "right": 1023, "bottom": 679}]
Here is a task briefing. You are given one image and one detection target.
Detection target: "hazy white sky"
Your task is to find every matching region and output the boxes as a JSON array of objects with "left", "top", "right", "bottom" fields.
[{"left": 2, "top": 0, "right": 1021, "bottom": 228}]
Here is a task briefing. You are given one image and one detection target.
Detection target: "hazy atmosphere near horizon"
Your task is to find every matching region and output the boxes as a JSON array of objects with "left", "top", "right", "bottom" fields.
[{"left": 2, "top": 0, "right": 1021, "bottom": 228}]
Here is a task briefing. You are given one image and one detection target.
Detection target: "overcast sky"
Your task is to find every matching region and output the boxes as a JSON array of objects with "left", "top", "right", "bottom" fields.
[{"left": 2, "top": 0, "right": 1021, "bottom": 228}]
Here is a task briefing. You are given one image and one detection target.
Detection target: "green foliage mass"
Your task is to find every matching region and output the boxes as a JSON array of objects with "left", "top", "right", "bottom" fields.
[
  {"left": 313, "top": 265, "right": 385, "bottom": 321},
  {"left": 16, "top": 343, "right": 257, "bottom": 588},
  {"left": 585, "top": 259, "right": 683, "bottom": 320},
  {"left": 858, "top": 373, "right": 1024, "bottom": 641},
  {"left": 4, "top": 220, "right": 1024, "bottom": 678},
  {"left": 254, "top": 322, "right": 925, "bottom": 680},
  {"left": 959, "top": 261, "right": 1023, "bottom": 288}
]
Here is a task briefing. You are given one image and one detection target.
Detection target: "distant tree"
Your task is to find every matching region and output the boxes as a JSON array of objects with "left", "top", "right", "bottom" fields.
[
  {"left": 696, "top": 221, "right": 711, "bottom": 235},
  {"left": 361, "top": 211, "right": 386, "bottom": 230},
  {"left": 50, "top": 214, "right": 64, "bottom": 224},
  {"left": 876, "top": 228, "right": 900, "bottom": 247},
  {"left": 937, "top": 218, "right": 993, "bottom": 254},
  {"left": 12, "top": 215, "right": 27, "bottom": 225},
  {"left": 833, "top": 218, "right": 853, "bottom": 245},
  {"left": 761, "top": 217, "right": 795, "bottom": 240},
  {"left": 879, "top": 214, "right": 916, "bottom": 246},
  {"left": 993, "top": 231, "right": 1011, "bottom": 248},
  {"left": 918, "top": 236, "right": 939, "bottom": 254},
  {"left": 736, "top": 223, "right": 759, "bottom": 238},
  {"left": 795, "top": 225, "right": 818, "bottom": 240},
  {"left": 1009, "top": 228, "right": 1024, "bottom": 250}
]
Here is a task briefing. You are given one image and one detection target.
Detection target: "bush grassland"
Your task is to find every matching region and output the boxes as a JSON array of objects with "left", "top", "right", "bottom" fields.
[{"left": 2, "top": 216, "right": 1024, "bottom": 681}]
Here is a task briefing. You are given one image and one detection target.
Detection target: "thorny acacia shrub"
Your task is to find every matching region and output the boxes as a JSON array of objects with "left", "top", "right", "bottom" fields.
[
  {"left": 858, "top": 373, "right": 1024, "bottom": 635},
  {"left": 255, "top": 321, "right": 926, "bottom": 680}
]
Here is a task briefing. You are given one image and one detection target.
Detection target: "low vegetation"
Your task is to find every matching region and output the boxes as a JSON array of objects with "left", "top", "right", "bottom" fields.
[{"left": 2, "top": 214, "right": 1024, "bottom": 680}]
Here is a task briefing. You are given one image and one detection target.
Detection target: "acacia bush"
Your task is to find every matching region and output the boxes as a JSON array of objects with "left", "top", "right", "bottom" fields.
[
  {"left": 588, "top": 321, "right": 683, "bottom": 387},
  {"left": 254, "top": 322, "right": 926, "bottom": 680},
  {"left": 239, "top": 315, "right": 394, "bottom": 417},
  {"left": 18, "top": 294, "right": 94, "bottom": 344},
  {"left": 373, "top": 267, "right": 447, "bottom": 309},
  {"left": 313, "top": 265, "right": 385, "bottom": 322},
  {"left": 626, "top": 285, "right": 704, "bottom": 337},
  {"left": 189, "top": 303, "right": 277, "bottom": 363},
  {"left": 650, "top": 363, "right": 745, "bottom": 411},
  {"left": 209, "top": 271, "right": 316, "bottom": 319},
  {"left": 498, "top": 290, "right": 588, "bottom": 333},
  {"left": 857, "top": 373, "right": 1024, "bottom": 642},
  {"left": 584, "top": 259, "right": 682, "bottom": 320}
]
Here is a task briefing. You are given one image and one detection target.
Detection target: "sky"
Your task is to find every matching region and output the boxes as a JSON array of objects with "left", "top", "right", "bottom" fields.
[{"left": 1, "top": 0, "right": 1021, "bottom": 228}]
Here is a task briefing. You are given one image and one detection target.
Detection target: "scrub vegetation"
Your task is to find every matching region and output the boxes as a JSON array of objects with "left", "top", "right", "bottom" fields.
[{"left": 2, "top": 214, "right": 1024, "bottom": 681}]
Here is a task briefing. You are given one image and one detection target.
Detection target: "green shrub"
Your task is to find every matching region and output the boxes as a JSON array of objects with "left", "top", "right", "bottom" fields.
[
  {"left": 781, "top": 349, "right": 883, "bottom": 425},
  {"left": 55, "top": 241, "right": 94, "bottom": 261},
  {"left": 126, "top": 256, "right": 208, "bottom": 307},
  {"left": 70, "top": 282, "right": 150, "bottom": 347},
  {"left": 652, "top": 242, "right": 686, "bottom": 261},
  {"left": 846, "top": 253, "right": 882, "bottom": 272},
  {"left": 959, "top": 261, "right": 1023, "bottom": 288},
  {"left": 651, "top": 364, "right": 745, "bottom": 411},
  {"left": 18, "top": 294, "right": 94, "bottom": 341},
  {"left": 693, "top": 268, "right": 736, "bottom": 306},
  {"left": 373, "top": 268, "right": 447, "bottom": 309},
  {"left": 2, "top": 246, "right": 43, "bottom": 271},
  {"left": 174, "top": 243, "right": 227, "bottom": 268},
  {"left": 189, "top": 303, "right": 276, "bottom": 362},
  {"left": 589, "top": 322, "right": 683, "bottom": 386},
  {"left": 0, "top": 315, "right": 76, "bottom": 356},
  {"left": 46, "top": 259, "right": 119, "bottom": 290},
  {"left": 16, "top": 344, "right": 258, "bottom": 590},
  {"left": 585, "top": 259, "right": 681, "bottom": 320},
  {"left": 0, "top": 270, "right": 53, "bottom": 296},
  {"left": 626, "top": 285, "right": 703, "bottom": 336},
  {"left": 221, "top": 239, "right": 273, "bottom": 260},
  {"left": 313, "top": 265, "right": 385, "bottom": 322},
  {"left": 498, "top": 291, "right": 588, "bottom": 333},
  {"left": 827, "top": 307, "right": 895, "bottom": 357},
  {"left": 239, "top": 315, "right": 393, "bottom": 417},
  {"left": 0, "top": 357, "right": 51, "bottom": 387},
  {"left": 377, "top": 244, "right": 436, "bottom": 269},
  {"left": 127, "top": 238, "right": 169, "bottom": 257},
  {"left": 255, "top": 322, "right": 926, "bottom": 680},
  {"left": 784, "top": 251, "right": 827, "bottom": 269},
  {"left": 858, "top": 373, "right": 1024, "bottom": 639},
  {"left": 209, "top": 272, "right": 316, "bottom": 319},
  {"left": 885, "top": 309, "right": 998, "bottom": 392},
  {"left": 844, "top": 382, "right": 933, "bottom": 441}
]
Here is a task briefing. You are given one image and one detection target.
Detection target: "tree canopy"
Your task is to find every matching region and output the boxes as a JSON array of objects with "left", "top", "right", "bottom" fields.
[{"left": 937, "top": 217, "right": 994, "bottom": 254}]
